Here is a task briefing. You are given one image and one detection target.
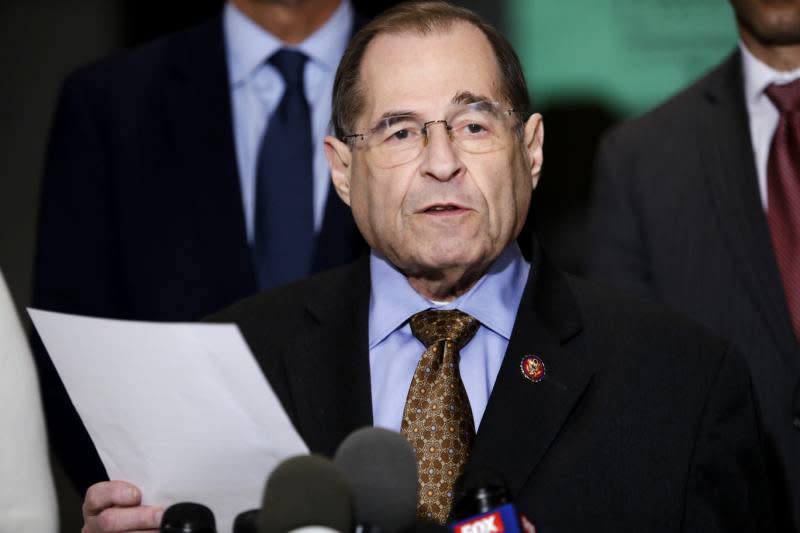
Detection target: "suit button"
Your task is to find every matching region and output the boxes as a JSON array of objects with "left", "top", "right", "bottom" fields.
[{"left": 794, "top": 417, "right": 800, "bottom": 430}]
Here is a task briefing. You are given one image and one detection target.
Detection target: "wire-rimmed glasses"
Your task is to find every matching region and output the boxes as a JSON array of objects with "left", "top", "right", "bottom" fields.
[{"left": 342, "top": 100, "right": 524, "bottom": 169}]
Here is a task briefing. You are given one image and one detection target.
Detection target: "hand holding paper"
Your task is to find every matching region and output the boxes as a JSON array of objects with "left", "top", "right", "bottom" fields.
[
  {"left": 29, "top": 309, "right": 309, "bottom": 533},
  {"left": 81, "top": 480, "right": 162, "bottom": 533}
]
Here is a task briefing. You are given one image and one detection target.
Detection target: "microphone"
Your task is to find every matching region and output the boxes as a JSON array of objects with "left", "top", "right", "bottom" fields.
[
  {"left": 233, "top": 509, "right": 259, "bottom": 533},
  {"left": 259, "top": 455, "right": 354, "bottom": 533},
  {"left": 160, "top": 502, "right": 216, "bottom": 533},
  {"left": 334, "top": 427, "right": 418, "bottom": 533},
  {"left": 449, "top": 469, "right": 534, "bottom": 533}
]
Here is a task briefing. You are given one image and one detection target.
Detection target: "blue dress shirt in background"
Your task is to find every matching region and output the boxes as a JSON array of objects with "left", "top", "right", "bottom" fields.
[
  {"left": 368, "top": 245, "right": 531, "bottom": 432},
  {"left": 223, "top": 0, "right": 354, "bottom": 242}
]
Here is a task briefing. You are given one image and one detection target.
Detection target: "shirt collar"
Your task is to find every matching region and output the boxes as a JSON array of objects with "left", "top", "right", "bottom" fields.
[
  {"left": 298, "top": 0, "right": 353, "bottom": 72},
  {"left": 368, "top": 244, "right": 531, "bottom": 348},
  {"left": 740, "top": 40, "right": 800, "bottom": 106},
  {"left": 223, "top": 0, "right": 353, "bottom": 86}
]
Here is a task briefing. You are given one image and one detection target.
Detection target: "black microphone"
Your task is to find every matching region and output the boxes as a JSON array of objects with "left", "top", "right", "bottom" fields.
[
  {"left": 334, "top": 427, "right": 418, "bottom": 533},
  {"left": 233, "top": 509, "right": 259, "bottom": 533},
  {"left": 449, "top": 469, "right": 534, "bottom": 533},
  {"left": 160, "top": 502, "right": 216, "bottom": 533},
  {"left": 259, "top": 454, "right": 354, "bottom": 533}
]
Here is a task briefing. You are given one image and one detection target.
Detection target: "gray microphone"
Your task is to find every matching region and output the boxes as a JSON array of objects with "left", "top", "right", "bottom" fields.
[
  {"left": 259, "top": 455, "right": 354, "bottom": 533},
  {"left": 334, "top": 427, "right": 418, "bottom": 533}
]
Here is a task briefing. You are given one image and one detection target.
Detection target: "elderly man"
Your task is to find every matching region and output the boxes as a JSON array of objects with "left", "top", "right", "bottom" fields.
[{"left": 81, "top": 2, "right": 774, "bottom": 531}]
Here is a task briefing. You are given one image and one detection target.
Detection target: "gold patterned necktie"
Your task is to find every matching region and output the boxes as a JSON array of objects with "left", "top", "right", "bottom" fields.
[{"left": 401, "top": 309, "right": 480, "bottom": 524}]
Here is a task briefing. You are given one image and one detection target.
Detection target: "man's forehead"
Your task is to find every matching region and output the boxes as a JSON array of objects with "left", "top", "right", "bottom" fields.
[{"left": 356, "top": 22, "right": 502, "bottom": 125}]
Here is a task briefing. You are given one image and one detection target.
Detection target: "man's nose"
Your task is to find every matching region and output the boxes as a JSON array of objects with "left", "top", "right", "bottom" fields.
[{"left": 419, "top": 121, "right": 464, "bottom": 182}]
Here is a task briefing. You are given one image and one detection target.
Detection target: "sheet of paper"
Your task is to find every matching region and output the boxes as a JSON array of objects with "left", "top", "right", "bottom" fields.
[{"left": 29, "top": 309, "right": 308, "bottom": 533}]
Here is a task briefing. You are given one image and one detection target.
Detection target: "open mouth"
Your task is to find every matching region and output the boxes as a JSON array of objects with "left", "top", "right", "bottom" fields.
[{"left": 422, "top": 203, "right": 466, "bottom": 214}]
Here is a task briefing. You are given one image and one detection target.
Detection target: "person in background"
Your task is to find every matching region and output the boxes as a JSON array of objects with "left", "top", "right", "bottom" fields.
[
  {"left": 588, "top": 0, "right": 800, "bottom": 527},
  {"left": 80, "top": 3, "right": 775, "bottom": 531},
  {"left": 0, "top": 269, "right": 58, "bottom": 532},
  {"left": 33, "top": 0, "right": 367, "bottom": 494}
]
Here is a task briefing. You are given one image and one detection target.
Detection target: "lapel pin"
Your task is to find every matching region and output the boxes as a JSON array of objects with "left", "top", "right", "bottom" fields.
[{"left": 520, "top": 355, "right": 546, "bottom": 383}]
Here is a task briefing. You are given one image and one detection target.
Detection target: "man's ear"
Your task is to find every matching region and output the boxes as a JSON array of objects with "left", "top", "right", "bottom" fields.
[
  {"left": 324, "top": 135, "right": 353, "bottom": 206},
  {"left": 523, "top": 113, "right": 544, "bottom": 190}
]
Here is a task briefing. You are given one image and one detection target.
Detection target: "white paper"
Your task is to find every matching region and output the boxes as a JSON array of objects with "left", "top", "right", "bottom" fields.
[{"left": 29, "top": 309, "right": 308, "bottom": 533}]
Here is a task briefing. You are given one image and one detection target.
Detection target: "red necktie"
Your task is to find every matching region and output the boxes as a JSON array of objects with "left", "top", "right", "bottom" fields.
[{"left": 766, "top": 80, "right": 800, "bottom": 340}]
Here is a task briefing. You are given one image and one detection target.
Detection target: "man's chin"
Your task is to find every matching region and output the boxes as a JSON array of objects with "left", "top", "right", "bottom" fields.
[{"left": 404, "top": 248, "right": 490, "bottom": 277}]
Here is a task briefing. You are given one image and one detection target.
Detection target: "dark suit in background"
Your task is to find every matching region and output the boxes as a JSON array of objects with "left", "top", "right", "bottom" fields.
[
  {"left": 208, "top": 245, "right": 775, "bottom": 531},
  {"left": 588, "top": 52, "right": 799, "bottom": 528},
  {"left": 33, "top": 15, "right": 365, "bottom": 493}
]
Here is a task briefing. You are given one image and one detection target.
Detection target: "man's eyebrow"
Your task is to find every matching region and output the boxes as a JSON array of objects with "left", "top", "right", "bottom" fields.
[
  {"left": 369, "top": 110, "right": 420, "bottom": 131},
  {"left": 368, "top": 93, "right": 496, "bottom": 130},
  {"left": 375, "top": 110, "right": 420, "bottom": 122},
  {"left": 451, "top": 91, "right": 493, "bottom": 105}
]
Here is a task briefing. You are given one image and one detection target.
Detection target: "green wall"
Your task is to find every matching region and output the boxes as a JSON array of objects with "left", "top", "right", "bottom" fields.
[{"left": 507, "top": 0, "right": 739, "bottom": 116}]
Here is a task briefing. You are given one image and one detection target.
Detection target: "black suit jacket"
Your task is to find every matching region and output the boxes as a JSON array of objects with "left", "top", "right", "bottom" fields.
[
  {"left": 587, "top": 51, "right": 800, "bottom": 528},
  {"left": 32, "top": 16, "right": 365, "bottom": 491},
  {"left": 209, "top": 246, "right": 775, "bottom": 531}
]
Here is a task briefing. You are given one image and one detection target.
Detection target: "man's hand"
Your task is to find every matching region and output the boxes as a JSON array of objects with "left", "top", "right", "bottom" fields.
[{"left": 81, "top": 480, "right": 163, "bottom": 533}]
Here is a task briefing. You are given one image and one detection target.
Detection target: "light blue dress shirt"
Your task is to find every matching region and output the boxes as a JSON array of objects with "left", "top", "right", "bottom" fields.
[
  {"left": 223, "top": 1, "right": 354, "bottom": 241},
  {"left": 368, "top": 244, "right": 531, "bottom": 433}
]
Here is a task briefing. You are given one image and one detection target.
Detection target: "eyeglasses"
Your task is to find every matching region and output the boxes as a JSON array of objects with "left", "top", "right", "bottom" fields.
[{"left": 342, "top": 101, "right": 524, "bottom": 169}]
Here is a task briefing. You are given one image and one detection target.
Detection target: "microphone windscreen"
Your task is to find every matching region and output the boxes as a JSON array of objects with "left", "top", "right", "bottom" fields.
[
  {"left": 451, "top": 467, "right": 511, "bottom": 521},
  {"left": 233, "top": 509, "right": 259, "bottom": 533},
  {"left": 160, "top": 502, "right": 216, "bottom": 533},
  {"left": 334, "top": 427, "right": 418, "bottom": 532},
  {"left": 259, "top": 455, "right": 353, "bottom": 533}
]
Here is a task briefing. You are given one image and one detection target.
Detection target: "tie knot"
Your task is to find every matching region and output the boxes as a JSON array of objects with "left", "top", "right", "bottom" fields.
[
  {"left": 409, "top": 309, "right": 479, "bottom": 350},
  {"left": 269, "top": 49, "right": 308, "bottom": 87},
  {"left": 766, "top": 79, "right": 800, "bottom": 113}
]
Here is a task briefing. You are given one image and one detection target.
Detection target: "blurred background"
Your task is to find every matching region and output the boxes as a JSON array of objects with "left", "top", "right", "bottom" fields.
[{"left": 0, "top": 0, "right": 737, "bottom": 530}]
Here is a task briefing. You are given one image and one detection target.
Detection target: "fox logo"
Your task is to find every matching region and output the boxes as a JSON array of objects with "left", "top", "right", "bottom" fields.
[{"left": 455, "top": 512, "right": 505, "bottom": 533}]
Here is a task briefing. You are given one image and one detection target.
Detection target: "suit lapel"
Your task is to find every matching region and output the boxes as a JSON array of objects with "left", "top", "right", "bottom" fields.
[
  {"left": 284, "top": 257, "right": 373, "bottom": 456},
  {"left": 700, "top": 52, "right": 797, "bottom": 362},
  {"left": 276, "top": 245, "right": 594, "bottom": 483},
  {"left": 470, "top": 245, "right": 593, "bottom": 496},
  {"left": 162, "top": 17, "right": 256, "bottom": 288}
]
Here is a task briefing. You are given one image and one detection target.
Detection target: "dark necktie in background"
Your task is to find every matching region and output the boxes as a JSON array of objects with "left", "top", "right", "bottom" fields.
[
  {"left": 254, "top": 49, "right": 315, "bottom": 290},
  {"left": 766, "top": 80, "right": 800, "bottom": 341}
]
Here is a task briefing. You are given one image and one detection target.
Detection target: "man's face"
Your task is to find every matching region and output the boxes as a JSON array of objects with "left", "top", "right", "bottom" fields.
[
  {"left": 730, "top": 0, "right": 800, "bottom": 45},
  {"left": 326, "top": 23, "right": 543, "bottom": 279}
]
